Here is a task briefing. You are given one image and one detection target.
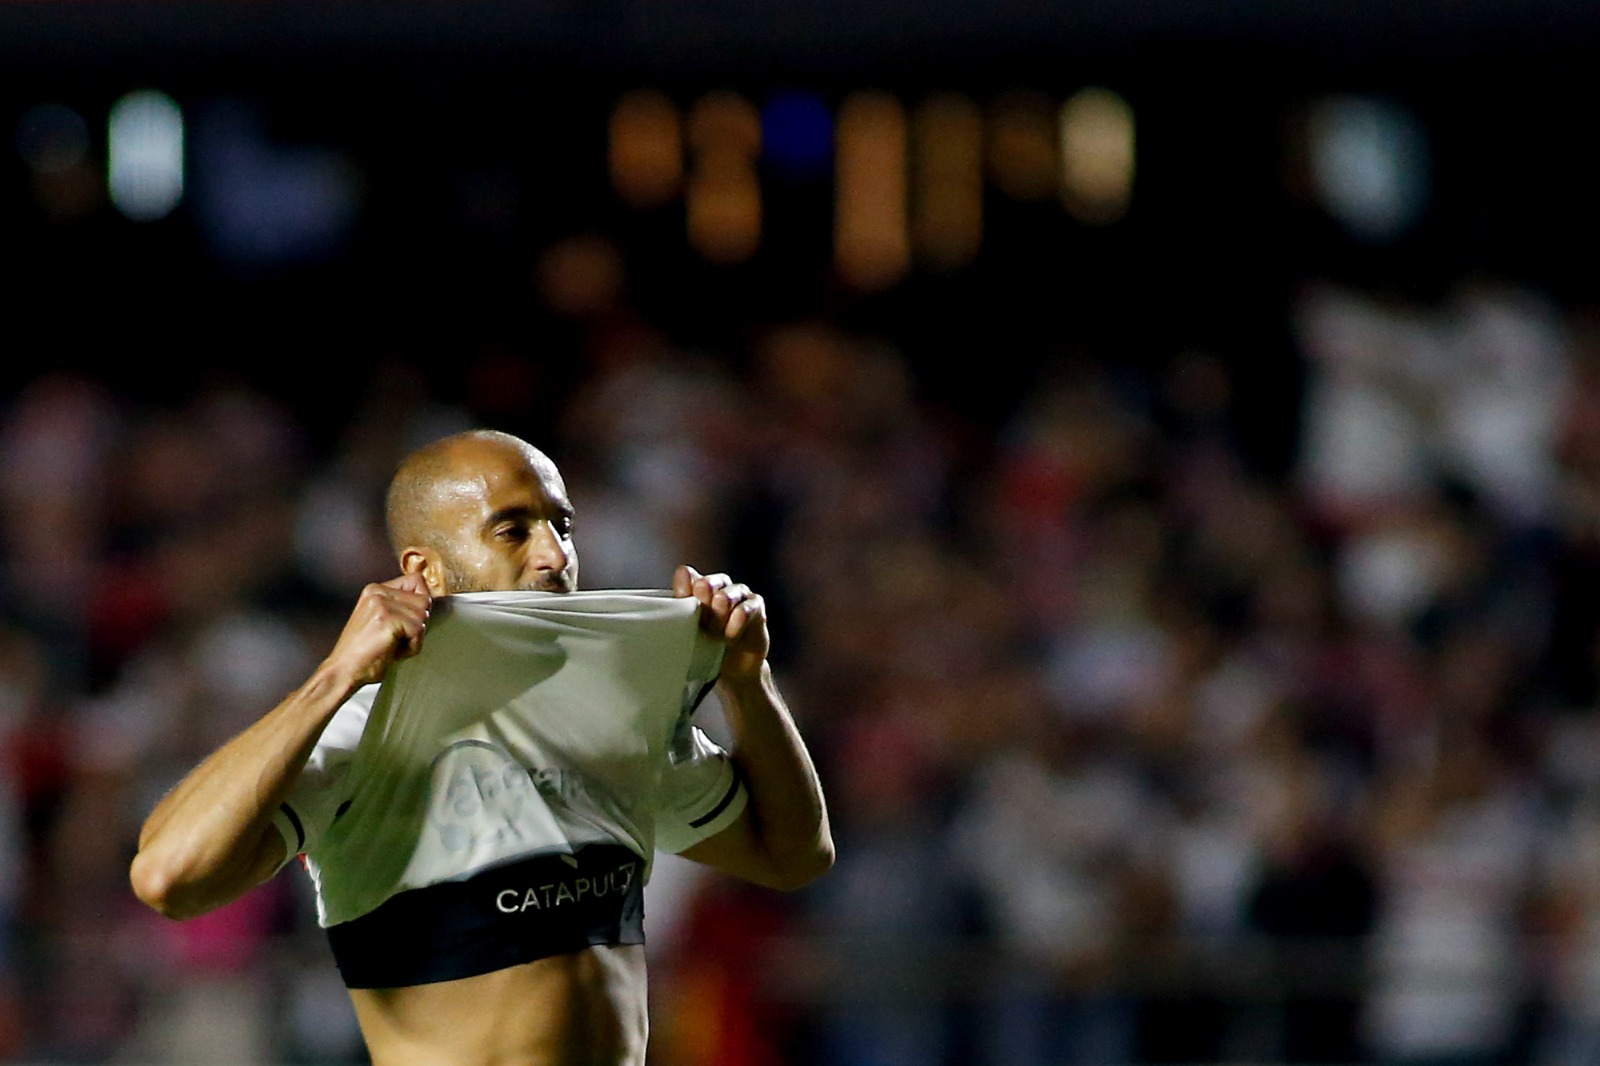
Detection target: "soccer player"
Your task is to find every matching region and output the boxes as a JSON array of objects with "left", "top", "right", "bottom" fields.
[{"left": 130, "top": 428, "right": 834, "bottom": 1066}]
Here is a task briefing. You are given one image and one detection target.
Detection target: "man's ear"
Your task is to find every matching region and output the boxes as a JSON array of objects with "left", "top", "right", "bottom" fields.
[{"left": 400, "top": 547, "right": 448, "bottom": 597}]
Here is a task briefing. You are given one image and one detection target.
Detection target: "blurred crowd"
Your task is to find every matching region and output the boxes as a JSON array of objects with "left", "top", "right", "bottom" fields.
[{"left": 6, "top": 233, "right": 1600, "bottom": 1066}]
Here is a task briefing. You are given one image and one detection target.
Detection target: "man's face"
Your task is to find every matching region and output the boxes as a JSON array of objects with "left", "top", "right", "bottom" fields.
[{"left": 427, "top": 441, "right": 580, "bottom": 595}]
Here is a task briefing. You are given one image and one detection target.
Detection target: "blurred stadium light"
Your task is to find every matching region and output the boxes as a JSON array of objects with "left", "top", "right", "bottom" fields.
[
  {"left": 1306, "top": 95, "right": 1429, "bottom": 243},
  {"left": 107, "top": 90, "right": 183, "bottom": 222}
]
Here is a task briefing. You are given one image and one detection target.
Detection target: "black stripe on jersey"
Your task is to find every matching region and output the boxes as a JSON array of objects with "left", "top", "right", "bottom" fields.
[
  {"left": 688, "top": 767, "right": 743, "bottom": 829},
  {"left": 324, "top": 843, "right": 646, "bottom": 989},
  {"left": 688, "top": 677, "right": 717, "bottom": 714},
  {"left": 279, "top": 803, "right": 306, "bottom": 853}
]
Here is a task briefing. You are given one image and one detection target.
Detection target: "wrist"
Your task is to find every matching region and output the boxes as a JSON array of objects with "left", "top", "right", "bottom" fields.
[
  {"left": 302, "top": 657, "right": 368, "bottom": 707},
  {"left": 717, "top": 660, "right": 774, "bottom": 702}
]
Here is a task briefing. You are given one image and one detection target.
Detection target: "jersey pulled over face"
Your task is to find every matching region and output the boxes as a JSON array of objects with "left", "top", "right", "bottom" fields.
[
  {"left": 426, "top": 439, "right": 580, "bottom": 595},
  {"left": 272, "top": 590, "right": 745, "bottom": 991}
]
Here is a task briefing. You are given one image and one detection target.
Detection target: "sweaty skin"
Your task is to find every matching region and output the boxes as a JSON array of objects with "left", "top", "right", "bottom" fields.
[{"left": 130, "top": 430, "right": 833, "bottom": 1066}]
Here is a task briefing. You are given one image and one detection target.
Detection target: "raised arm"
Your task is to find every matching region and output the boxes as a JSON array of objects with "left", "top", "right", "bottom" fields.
[
  {"left": 129, "top": 573, "right": 432, "bottom": 920},
  {"left": 672, "top": 565, "right": 834, "bottom": 891}
]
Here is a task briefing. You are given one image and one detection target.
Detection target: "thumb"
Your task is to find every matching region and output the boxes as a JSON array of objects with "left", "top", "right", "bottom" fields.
[{"left": 672, "top": 565, "right": 699, "bottom": 598}]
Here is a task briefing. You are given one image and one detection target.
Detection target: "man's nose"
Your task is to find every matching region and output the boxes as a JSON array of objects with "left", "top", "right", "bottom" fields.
[{"left": 527, "top": 521, "right": 571, "bottom": 571}]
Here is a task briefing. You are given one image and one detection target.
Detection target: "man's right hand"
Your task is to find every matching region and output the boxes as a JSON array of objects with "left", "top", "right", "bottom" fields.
[
  {"left": 324, "top": 573, "right": 433, "bottom": 688},
  {"left": 132, "top": 571, "right": 432, "bottom": 921}
]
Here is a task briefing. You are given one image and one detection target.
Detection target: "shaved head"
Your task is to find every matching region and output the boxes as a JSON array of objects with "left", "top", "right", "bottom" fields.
[{"left": 384, "top": 430, "right": 570, "bottom": 583}]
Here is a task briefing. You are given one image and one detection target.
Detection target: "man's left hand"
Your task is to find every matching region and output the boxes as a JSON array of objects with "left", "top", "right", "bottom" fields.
[{"left": 672, "top": 565, "right": 770, "bottom": 683}]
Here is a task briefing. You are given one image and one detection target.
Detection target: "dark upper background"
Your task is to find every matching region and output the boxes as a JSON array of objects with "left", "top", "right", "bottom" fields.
[{"left": 2, "top": 0, "right": 1598, "bottom": 468}]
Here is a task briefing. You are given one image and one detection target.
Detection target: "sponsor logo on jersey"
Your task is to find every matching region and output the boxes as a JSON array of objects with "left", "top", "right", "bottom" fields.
[{"left": 494, "top": 857, "right": 639, "bottom": 914}]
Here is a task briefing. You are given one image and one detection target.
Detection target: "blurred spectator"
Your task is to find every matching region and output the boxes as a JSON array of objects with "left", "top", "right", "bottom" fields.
[
  {"left": 647, "top": 870, "right": 803, "bottom": 1066},
  {"left": 1531, "top": 713, "right": 1600, "bottom": 1065},
  {"left": 1295, "top": 278, "right": 1570, "bottom": 534},
  {"left": 1243, "top": 730, "right": 1380, "bottom": 1064},
  {"left": 294, "top": 362, "right": 475, "bottom": 602},
  {"left": 949, "top": 713, "right": 1144, "bottom": 1065},
  {"left": 1360, "top": 725, "right": 1544, "bottom": 1066},
  {"left": 799, "top": 714, "right": 979, "bottom": 1066},
  {"left": 0, "top": 374, "right": 119, "bottom": 695}
]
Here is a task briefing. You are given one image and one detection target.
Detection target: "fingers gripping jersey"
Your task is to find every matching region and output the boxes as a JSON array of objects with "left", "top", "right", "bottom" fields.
[{"left": 270, "top": 590, "right": 745, "bottom": 988}]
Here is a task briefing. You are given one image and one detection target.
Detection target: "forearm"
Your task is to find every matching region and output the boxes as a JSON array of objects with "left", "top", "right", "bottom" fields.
[
  {"left": 716, "top": 664, "right": 834, "bottom": 886},
  {"left": 130, "top": 660, "right": 360, "bottom": 918}
]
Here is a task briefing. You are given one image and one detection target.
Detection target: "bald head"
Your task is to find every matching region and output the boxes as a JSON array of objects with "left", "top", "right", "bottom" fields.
[
  {"left": 385, "top": 430, "right": 578, "bottom": 595},
  {"left": 386, "top": 430, "right": 521, "bottom": 553}
]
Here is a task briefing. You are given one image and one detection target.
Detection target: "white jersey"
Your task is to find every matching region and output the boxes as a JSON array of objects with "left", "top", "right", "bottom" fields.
[{"left": 270, "top": 589, "right": 746, "bottom": 988}]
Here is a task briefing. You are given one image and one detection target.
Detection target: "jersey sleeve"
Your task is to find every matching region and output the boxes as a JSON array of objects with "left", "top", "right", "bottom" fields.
[
  {"left": 653, "top": 722, "right": 747, "bottom": 855},
  {"left": 268, "top": 687, "right": 374, "bottom": 869}
]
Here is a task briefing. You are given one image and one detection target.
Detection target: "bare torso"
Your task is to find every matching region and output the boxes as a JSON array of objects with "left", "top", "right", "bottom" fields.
[{"left": 349, "top": 945, "right": 649, "bottom": 1066}]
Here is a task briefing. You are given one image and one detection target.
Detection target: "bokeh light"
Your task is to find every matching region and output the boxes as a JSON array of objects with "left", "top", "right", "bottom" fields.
[
  {"left": 107, "top": 89, "right": 183, "bottom": 222},
  {"left": 1307, "top": 94, "right": 1430, "bottom": 242},
  {"left": 1060, "top": 86, "right": 1135, "bottom": 224},
  {"left": 912, "top": 92, "right": 983, "bottom": 270},
  {"left": 686, "top": 91, "right": 763, "bottom": 263},
  {"left": 609, "top": 90, "right": 684, "bottom": 209},
  {"left": 762, "top": 90, "right": 833, "bottom": 178},
  {"left": 834, "top": 90, "right": 909, "bottom": 290}
]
